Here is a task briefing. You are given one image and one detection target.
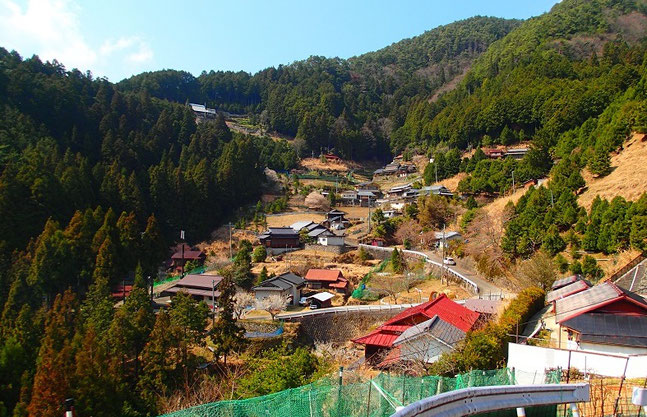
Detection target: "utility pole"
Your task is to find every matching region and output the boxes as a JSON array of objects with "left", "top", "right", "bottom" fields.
[
  {"left": 367, "top": 197, "right": 371, "bottom": 234},
  {"left": 441, "top": 224, "right": 446, "bottom": 285},
  {"left": 226, "top": 222, "right": 234, "bottom": 260},
  {"left": 212, "top": 279, "right": 217, "bottom": 327},
  {"left": 180, "top": 230, "right": 185, "bottom": 275}
]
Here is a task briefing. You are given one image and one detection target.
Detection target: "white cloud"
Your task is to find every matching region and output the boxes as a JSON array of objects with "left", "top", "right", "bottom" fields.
[{"left": 0, "top": 0, "right": 153, "bottom": 79}]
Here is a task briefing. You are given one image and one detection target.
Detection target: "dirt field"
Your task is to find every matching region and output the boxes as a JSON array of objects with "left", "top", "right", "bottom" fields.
[
  {"left": 300, "top": 157, "right": 356, "bottom": 172},
  {"left": 266, "top": 212, "right": 325, "bottom": 228},
  {"left": 579, "top": 132, "right": 647, "bottom": 209}
]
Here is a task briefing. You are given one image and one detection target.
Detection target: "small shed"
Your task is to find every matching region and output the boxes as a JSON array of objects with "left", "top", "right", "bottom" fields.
[{"left": 307, "top": 291, "right": 335, "bottom": 308}]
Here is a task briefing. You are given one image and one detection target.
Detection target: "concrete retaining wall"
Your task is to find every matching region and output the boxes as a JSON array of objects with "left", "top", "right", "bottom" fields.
[{"left": 304, "top": 243, "right": 348, "bottom": 254}]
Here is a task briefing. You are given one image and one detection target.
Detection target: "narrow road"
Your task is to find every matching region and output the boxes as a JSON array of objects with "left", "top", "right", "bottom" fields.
[
  {"left": 422, "top": 250, "right": 504, "bottom": 297},
  {"left": 244, "top": 303, "right": 419, "bottom": 321}
]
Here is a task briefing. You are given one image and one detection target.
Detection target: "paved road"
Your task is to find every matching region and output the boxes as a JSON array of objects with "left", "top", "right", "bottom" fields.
[
  {"left": 422, "top": 250, "right": 504, "bottom": 297},
  {"left": 245, "top": 303, "right": 419, "bottom": 321}
]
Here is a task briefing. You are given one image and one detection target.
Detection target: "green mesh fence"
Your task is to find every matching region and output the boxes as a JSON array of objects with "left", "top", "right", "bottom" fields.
[
  {"left": 153, "top": 266, "right": 206, "bottom": 288},
  {"left": 159, "top": 368, "right": 531, "bottom": 417},
  {"left": 352, "top": 259, "right": 390, "bottom": 299}
]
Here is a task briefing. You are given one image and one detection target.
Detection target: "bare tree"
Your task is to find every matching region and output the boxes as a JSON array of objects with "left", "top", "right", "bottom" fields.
[
  {"left": 255, "top": 294, "right": 289, "bottom": 321},
  {"left": 233, "top": 292, "right": 255, "bottom": 319},
  {"left": 464, "top": 209, "right": 510, "bottom": 280},
  {"left": 304, "top": 191, "right": 330, "bottom": 211},
  {"left": 370, "top": 274, "right": 409, "bottom": 304},
  {"left": 516, "top": 251, "right": 557, "bottom": 290}
]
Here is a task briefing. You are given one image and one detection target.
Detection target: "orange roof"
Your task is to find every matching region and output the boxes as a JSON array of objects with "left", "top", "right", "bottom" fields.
[{"left": 305, "top": 269, "right": 343, "bottom": 282}]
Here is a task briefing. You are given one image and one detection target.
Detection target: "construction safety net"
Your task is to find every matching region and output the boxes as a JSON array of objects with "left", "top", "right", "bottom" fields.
[{"left": 159, "top": 368, "right": 559, "bottom": 417}]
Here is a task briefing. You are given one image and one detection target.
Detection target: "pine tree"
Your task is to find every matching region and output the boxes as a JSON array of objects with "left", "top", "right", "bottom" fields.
[
  {"left": 72, "top": 327, "right": 121, "bottom": 417},
  {"left": 141, "top": 215, "right": 166, "bottom": 278},
  {"left": 256, "top": 266, "right": 268, "bottom": 286},
  {"left": 589, "top": 145, "right": 611, "bottom": 177},
  {"left": 138, "top": 312, "right": 178, "bottom": 412},
  {"left": 168, "top": 292, "right": 209, "bottom": 369},
  {"left": 82, "top": 236, "right": 118, "bottom": 337},
  {"left": 210, "top": 275, "right": 246, "bottom": 365},
  {"left": 28, "top": 290, "right": 78, "bottom": 417}
]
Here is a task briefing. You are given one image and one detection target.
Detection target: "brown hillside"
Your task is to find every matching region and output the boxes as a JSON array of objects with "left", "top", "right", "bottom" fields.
[{"left": 579, "top": 132, "right": 647, "bottom": 210}]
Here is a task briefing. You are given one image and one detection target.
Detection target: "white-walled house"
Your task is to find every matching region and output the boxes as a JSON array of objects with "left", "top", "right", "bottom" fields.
[
  {"left": 252, "top": 272, "right": 305, "bottom": 306},
  {"left": 317, "top": 230, "right": 345, "bottom": 246}
]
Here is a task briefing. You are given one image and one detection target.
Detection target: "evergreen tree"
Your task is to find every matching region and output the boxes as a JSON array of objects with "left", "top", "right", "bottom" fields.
[
  {"left": 588, "top": 145, "right": 611, "bottom": 177},
  {"left": 72, "top": 327, "right": 121, "bottom": 417},
  {"left": 27, "top": 290, "right": 78, "bottom": 417},
  {"left": 138, "top": 312, "right": 177, "bottom": 412},
  {"left": 210, "top": 275, "right": 246, "bottom": 365},
  {"left": 390, "top": 248, "right": 404, "bottom": 273},
  {"left": 141, "top": 215, "right": 166, "bottom": 278},
  {"left": 168, "top": 292, "right": 209, "bottom": 369}
]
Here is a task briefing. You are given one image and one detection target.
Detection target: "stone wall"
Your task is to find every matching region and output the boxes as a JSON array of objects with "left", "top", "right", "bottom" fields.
[
  {"left": 297, "top": 310, "right": 401, "bottom": 343},
  {"left": 304, "top": 244, "right": 348, "bottom": 254}
]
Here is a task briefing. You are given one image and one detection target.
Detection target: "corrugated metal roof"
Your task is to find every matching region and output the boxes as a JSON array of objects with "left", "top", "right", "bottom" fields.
[
  {"left": 554, "top": 281, "right": 647, "bottom": 323},
  {"left": 382, "top": 294, "right": 479, "bottom": 332},
  {"left": 463, "top": 299, "right": 501, "bottom": 315},
  {"left": 546, "top": 280, "right": 591, "bottom": 304},
  {"left": 291, "top": 221, "right": 316, "bottom": 231},
  {"left": 552, "top": 275, "right": 582, "bottom": 290},
  {"left": 307, "top": 292, "right": 335, "bottom": 302},
  {"left": 305, "top": 269, "right": 343, "bottom": 282},
  {"left": 562, "top": 313, "right": 647, "bottom": 348},
  {"left": 352, "top": 329, "right": 401, "bottom": 347},
  {"left": 175, "top": 274, "right": 223, "bottom": 289}
]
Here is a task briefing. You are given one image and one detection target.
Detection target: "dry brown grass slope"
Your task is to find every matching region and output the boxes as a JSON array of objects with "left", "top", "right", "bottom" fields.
[{"left": 579, "top": 132, "right": 647, "bottom": 210}]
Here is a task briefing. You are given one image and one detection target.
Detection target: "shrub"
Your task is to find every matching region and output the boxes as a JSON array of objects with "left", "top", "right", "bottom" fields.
[{"left": 252, "top": 245, "right": 267, "bottom": 263}]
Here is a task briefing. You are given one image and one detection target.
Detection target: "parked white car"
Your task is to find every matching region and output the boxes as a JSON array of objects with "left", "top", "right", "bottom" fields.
[
  {"left": 443, "top": 257, "right": 456, "bottom": 265},
  {"left": 299, "top": 297, "right": 308, "bottom": 306}
]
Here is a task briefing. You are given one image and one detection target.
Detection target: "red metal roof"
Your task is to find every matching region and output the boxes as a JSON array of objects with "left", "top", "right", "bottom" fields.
[
  {"left": 353, "top": 329, "right": 401, "bottom": 347},
  {"left": 382, "top": 294, "right": 480, "bottom": 332},
  {"left": 352, "top": 295, "right": 479, "bottom": 348},
  {"left": 305, "top": 269, "right": 344, "bottom": 282}
]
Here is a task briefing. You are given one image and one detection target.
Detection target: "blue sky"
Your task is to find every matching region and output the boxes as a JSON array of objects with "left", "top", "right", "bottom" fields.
[{"left": 0, "top": 0, "right": 560, "bottom": 82}]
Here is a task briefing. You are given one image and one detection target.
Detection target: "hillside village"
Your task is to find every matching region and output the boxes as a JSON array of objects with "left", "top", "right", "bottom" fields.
[{"left": 4, "top": 0, "right": 647, "bottom": 416}]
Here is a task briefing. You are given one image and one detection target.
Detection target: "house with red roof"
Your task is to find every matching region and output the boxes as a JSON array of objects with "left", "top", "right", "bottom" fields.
[
  {"left": 352, "top": 294, "right": 480, "bottom": 366},
  {"left": 304, "top": 269, "right": 349, "bottom": 294},
  {"left": 554, "top": 281, "right": 647, "bottom": 354}
]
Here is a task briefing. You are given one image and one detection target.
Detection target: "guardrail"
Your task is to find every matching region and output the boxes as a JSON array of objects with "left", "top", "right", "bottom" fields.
[
  {"left": 246, "top": 303, "right": 419, "bottom": 321},
  {"left": 358, "top": 244, "right": 479, "bottom": 294},
  {"left": 391, "top": 383, "right": 590, "bottom": 417}
]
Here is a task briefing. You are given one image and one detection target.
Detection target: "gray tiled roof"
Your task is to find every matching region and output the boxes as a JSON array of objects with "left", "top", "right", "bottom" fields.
[
  {"left": 253, "top": 272, "right": 305, "bottom": 291},
  {"left": 393, "top": 316, "right": 465, "bottom": 347}
]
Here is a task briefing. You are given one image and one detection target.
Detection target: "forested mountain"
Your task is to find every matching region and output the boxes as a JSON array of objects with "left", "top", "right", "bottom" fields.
[
  {"left": 1, "top": 0, "right": 647, "bottom": 415},
  {"left": 118, "top": 16, "right": 520, "bottom": 160}
]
